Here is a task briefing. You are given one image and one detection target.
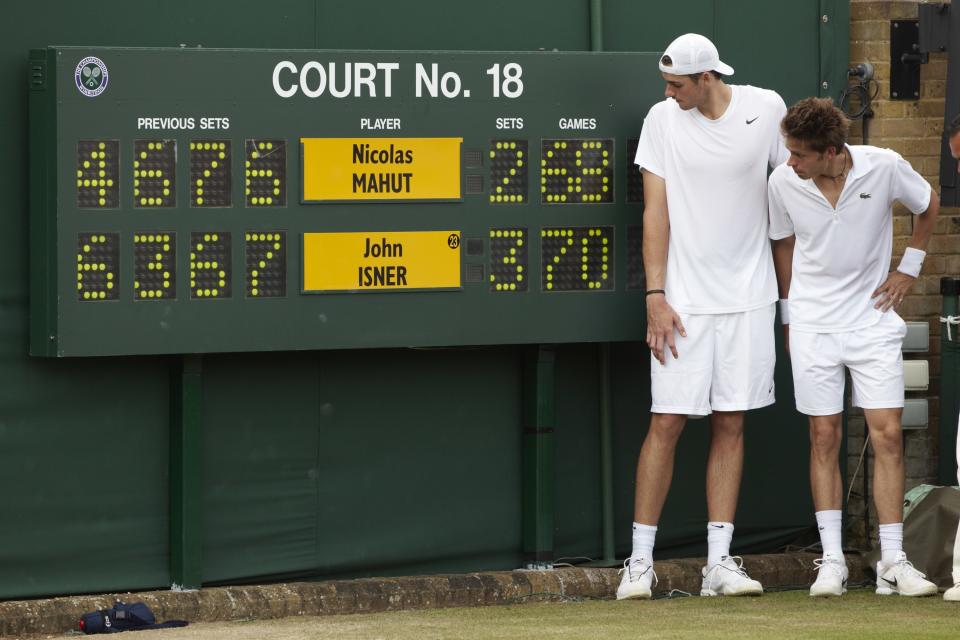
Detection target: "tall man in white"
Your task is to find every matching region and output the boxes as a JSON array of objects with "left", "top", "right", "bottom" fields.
[
  {"left": 618, "top": 33, "right": 787, "bottom": 600},
  {"left": 769, "top": 97, "right": 939, "bottom": 597}
]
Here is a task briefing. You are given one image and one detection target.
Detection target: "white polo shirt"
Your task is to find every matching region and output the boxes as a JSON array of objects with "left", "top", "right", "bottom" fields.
[
  {"left": 635, "top": 85, "right": 787, "bottom": 314},
  {"left": 768, "top": 145, "right": 932, "bottom": 332}
]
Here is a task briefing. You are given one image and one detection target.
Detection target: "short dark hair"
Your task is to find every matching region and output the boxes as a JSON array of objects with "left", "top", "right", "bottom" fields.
[
  {"left": 781, "top": 97, "right": 850, "bottom": 154},
  {"left": 688, "top": 71, "right": 723, "bottom": 83},
  {"left": 948, "top": 113, "right": 960, "bottom": 138}
]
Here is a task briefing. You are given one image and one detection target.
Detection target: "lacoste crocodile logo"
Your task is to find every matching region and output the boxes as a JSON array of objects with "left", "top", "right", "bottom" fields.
[{"left": 860, "top": 192, "right": 872, "bottom": 199}]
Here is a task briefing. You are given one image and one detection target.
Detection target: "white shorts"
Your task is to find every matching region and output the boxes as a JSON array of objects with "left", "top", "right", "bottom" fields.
[
  {"left": 789, "top": 311, "right": 906, "bottom": 416},
  {"left": 650, "top": 304, "right": 776, "bottom": 416}
]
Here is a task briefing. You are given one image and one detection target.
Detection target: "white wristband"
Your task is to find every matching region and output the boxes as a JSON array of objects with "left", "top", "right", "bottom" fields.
[
  {"left": 779, "top": 299, "right": 789, "bottom": 325},
  {"left": 897, "top": 247, "right": 926, "bottom": 278}
]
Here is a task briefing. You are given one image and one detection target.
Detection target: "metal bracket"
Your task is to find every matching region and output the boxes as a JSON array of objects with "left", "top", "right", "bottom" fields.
[
  {"left": 890, "top": 20, "right": 927, "bottom": 100},
  {"left": 919, "top": 3, "right": 951, "bottom": 53}
]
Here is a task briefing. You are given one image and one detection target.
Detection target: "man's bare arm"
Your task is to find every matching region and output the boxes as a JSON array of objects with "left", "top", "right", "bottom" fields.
[
  {"left": 873, "top": 194, "right": 939, "bottom": 311},
  {"left": 771, "top": 235, "right": 795, "bottom": 353},
  {"left": 771, "top": 235, "right": 795, "bottom": 300},
  {"left": 642, "top": 169, "right": 685, "bottom": 364}
]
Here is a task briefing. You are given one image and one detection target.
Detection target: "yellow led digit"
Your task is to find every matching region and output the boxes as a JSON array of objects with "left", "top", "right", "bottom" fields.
[
  {"left": 540, "top": 226, "right": 614, "bottom": 291},
  {"left": 190, "top": 141, "right": 231, "bottom": 207},
  {"left": 541, "top": 139, "right": 614, "bottom": 205},
  {"left": 489, "top": 228, "right": 527, "bottom": 292},
  {"left": 488, "top": 141, "right": 527, "bottom": 204},
  {"left": 134, "top": 232, "right": 176, "bottom": 300},
  {"left": 77, "top": 140, "right": 119, "bottom": 208},
  {"left": 245, "top": 231, "right": 286, "bottom": 297},
  {"left": 76, "top": 232, "right": 119, "bottom": 301},
  {"left": 245, "top": 140, "right": 286, "bottom": 207},
  {"left": 190, "top": 232, "right": 232, "bottom": 299},
  {"left": 133, "top": 140, "right": 176, "bottom": 208}
]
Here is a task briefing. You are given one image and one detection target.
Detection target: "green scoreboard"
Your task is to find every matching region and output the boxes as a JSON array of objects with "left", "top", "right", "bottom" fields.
[{"left": 29, "top": 47, "right": 660, "bottom": 357}]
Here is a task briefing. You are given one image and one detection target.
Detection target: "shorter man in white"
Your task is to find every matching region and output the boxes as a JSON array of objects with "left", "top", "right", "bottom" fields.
[{"left": 769, "top": 97, "right": 939, "bottom": 597}]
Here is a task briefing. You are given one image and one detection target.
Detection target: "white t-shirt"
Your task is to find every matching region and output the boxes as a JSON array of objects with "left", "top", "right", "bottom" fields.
[
  {"left": 634, "top": 85, "right": 788, "bottom": 314},
  {"left": 768, "top": 145, "right": 932, "bottom": 332}
]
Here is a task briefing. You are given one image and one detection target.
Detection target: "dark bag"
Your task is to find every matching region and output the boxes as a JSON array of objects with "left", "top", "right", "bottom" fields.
[{"left": 79, "top": 601, "right": 188, "bottom": 634}]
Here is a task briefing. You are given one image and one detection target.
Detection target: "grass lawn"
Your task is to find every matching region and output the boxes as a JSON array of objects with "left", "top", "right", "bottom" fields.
[{"left": 114, "top": 588, "right": 959, "bottom": 640}]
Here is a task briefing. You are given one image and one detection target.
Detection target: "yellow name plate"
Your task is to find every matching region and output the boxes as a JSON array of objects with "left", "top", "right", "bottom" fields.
[
  {"left": 303, "top": 231, "right": 461, "bottom": 292},
  {"left": 301, "top": 137, "right": 463, "bottom": 202}
]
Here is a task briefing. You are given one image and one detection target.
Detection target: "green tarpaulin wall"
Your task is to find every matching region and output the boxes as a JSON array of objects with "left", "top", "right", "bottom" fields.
[{"left": 0, "top": 0, "right": 847, "bottom": 599}]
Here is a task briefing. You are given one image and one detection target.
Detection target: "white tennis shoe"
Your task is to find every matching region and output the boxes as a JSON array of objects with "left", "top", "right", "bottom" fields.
[
  {"left": 875, "top": 552, "right": 937, "bottom": 596},
  {"left": 809, "top": 557, "right": 848, "bottom": 597},
  {"left": 943, "top": 582, "right": 960, "bottom": 601},
  {"left": 700, "top": 556, "right": 763, "bottom": 597},
  {"left": 616, "top": 557, "right": 656, "bottom": 600}
]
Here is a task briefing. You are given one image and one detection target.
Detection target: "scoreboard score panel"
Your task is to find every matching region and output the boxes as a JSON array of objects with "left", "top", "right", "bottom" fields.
[{"left": 29, "top": 47, "right": 661, "bottom": 357}]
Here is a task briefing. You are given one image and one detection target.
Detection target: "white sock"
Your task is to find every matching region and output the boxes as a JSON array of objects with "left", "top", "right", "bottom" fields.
[
  {"left": 879, "top": 523, "right": 904, "bottom": 564},
  {"left": 815, "top": 510, "right": 844, "bottom": 561},
  {"left": 707, "top": 522, "right": 734, "bottom": 568},
  {"left": 631, "top": 523, "right": 657, "bottom": 562}
]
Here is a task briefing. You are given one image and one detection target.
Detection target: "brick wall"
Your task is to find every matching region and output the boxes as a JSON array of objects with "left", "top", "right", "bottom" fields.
[{"left": 846, "top": 0, "right": 958, "bottom": 549}]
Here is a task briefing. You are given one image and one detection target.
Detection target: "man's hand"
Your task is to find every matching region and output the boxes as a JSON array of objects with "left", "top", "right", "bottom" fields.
[
  {"left": 872, "top": 271, "right": 916, "bottom": 312},
  {"left": 646, "top": 295, "right": 686, "bottom": 364}
]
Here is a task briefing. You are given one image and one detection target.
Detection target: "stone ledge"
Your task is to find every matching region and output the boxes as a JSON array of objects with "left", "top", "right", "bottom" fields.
[{"left": 0, "top": 552, "right": 867, "bottom": 637}]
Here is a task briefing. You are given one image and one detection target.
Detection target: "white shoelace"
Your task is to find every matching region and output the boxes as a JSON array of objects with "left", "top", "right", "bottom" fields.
[
  {"left": 721, "top": 555, "right": 750, "bottom": 577},
  {"left": 703, "top": 556, "right": 753, "bottom": 584},
  {"left": 940, "top": 315, "right": 960, "bottom": 341},
  {"left": 620, "top": 558, "right": 658, "bottom": 586},
  {"left": 813, "top": 558, "right": 845, "bottom": 575},
  {"left": 892, "top": 556, "right": 928, "bottom": 579}
]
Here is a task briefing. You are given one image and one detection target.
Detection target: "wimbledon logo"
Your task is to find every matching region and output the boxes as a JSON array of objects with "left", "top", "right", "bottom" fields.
[{"left": 75, "top": 56, "right": 108, "bottom": 97}]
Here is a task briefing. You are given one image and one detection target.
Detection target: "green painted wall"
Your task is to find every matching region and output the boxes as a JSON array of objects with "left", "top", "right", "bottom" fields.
[{"left": 0, "top": 0, "right": 847, "bottom": 599}]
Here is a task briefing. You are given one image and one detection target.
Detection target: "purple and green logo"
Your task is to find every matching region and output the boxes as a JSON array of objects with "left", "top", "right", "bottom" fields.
[{"left": 75, "top": 56, "right": 108, "bottom": 97}]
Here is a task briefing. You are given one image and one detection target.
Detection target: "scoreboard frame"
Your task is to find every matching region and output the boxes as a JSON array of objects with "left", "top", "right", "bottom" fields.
[{"left": 29, "top": 47, "right": 659, "bottom": 357}]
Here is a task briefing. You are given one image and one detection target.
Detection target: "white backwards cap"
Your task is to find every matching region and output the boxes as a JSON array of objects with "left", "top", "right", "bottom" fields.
[{"left": 659, "top": 33, "right": 734, "bottom": 76}]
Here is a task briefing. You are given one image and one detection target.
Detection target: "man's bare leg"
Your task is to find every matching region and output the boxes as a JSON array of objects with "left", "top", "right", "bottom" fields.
[
  {"left": 807, "top": 412, "right": 848, "bottom": 595},
  {"left": 808, "top": 413, "right": 843, "bottom": 512},
  {"left": 706, "top": 411, "right": 745, "bottom": 523},
  {"left": 618, "top": 412, "right": 687, "bottom": 600},
  {"left": 633, "top": 412, "right": 687, "bottom": 525},
  {"left": 704, "top": 411, "right": 744, "bottom": 568},
  {"left": 863, "top": 408, "right": 905, "bottom": 526},
  {"left": 699, "top": 410, "right": 763, "bottom": 595},
  {"left": 863, "top": 407, "right": 935, "bottom": 596}
]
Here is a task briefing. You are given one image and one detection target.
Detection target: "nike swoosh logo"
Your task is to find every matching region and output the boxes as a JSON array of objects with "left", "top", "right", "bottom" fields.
[
  {"left": 881, "top": 576, "right": 898, "bottom": 587},
  {"left": 746, "top": 117, "right": 759, "bottom": 125},
  {"left": 710, "top": 524, "right": 725, "bottom": 529}
]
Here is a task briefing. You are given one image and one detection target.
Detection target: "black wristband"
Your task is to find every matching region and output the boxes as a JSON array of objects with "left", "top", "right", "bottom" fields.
[{"left": 645, "top": 289, "right": 665, "bottom": 297}]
